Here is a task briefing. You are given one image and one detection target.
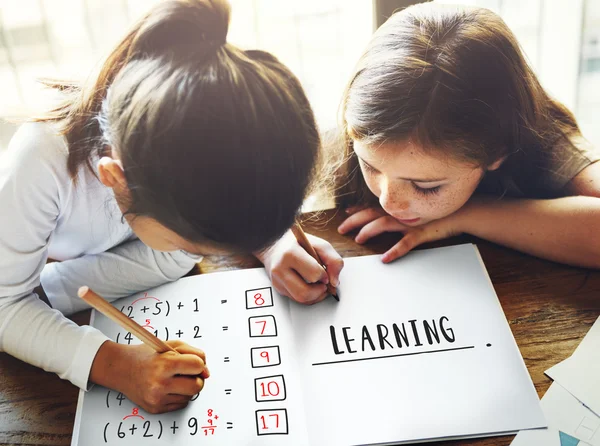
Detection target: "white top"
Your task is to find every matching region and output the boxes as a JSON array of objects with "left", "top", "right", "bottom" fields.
[{"left": 0, "top": 123, "right": 200, "bottom": 390}]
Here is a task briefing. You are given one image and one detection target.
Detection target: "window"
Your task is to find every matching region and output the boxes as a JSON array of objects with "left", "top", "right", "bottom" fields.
[
  {"left": 0, "top": 0, "right": 372, "bottom": 149},
  {"left": 579, "top": 0, "right": 600, "bottom": 149}
]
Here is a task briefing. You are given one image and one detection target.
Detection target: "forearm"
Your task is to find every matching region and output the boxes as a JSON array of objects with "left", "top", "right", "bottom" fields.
[
  {"left": 462, "top": 196, "right": 600, "bottom": 268},
  {"left": 41, "top": 240, "right": 200, "bottom": 315},
  {"left": 0, "top": 293, "right": 109, "bottom": 389}
]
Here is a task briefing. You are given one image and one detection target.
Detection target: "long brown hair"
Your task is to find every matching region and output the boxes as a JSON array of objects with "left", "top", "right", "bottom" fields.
[
  {"left": 35, "top": 0, "right": 320, "bottom": 252},
  {"left": 337, "top": 3, "right": 581, "bottom": 206}
]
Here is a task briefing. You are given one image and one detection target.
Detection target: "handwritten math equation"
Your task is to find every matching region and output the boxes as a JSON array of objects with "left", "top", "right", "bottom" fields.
[
  {"left": 101, "top": 408, "right": 232, "bottom": 443},
  {"left": 115, "top": 293, "right": 213, "bottom": 343},
  {"left": 104, "top": 285, "right": 289, "bottom": 442}
]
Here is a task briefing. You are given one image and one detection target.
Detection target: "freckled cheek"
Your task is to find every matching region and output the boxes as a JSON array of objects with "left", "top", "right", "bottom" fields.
[
  {"left": 427, "top": 184, "right": 476, "bottom": 219},
  {"left": 413, "top": 197, "right": 446, "bottom": 218},
  {"left": 413, "top": 190, "right": 464, "bottom": 220},
  {"left": 382, "top": 187, "right": 412, "bottom": 210}
]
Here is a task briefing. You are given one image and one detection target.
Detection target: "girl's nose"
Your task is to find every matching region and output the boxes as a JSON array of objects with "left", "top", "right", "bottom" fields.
[{"left": 378, "top": 181, "right": 409, "bottom": 214}]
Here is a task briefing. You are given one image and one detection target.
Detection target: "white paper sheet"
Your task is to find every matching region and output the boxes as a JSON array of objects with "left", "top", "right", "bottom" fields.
[
  {"left": 72, "top": 244, "right": 545, "bottom": 445},
  {"left": 543, "top": 384, "right": 600, "bottom": 445},
  {"left": 290, "top": 244, "right": 546, "bottom": 446},
  {"left": 545, "top": 317, "right": 600, "bottom": 417},
  {"left": 511, "top": 383, "right": 599, "bottom": 445}
]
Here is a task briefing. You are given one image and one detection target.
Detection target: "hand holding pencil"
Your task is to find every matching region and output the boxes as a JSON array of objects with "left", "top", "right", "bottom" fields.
[
  {"left": 255, "top": 221, "right": 344, "bottom": 304},
  {"left": 291, "top": 222, "right": 339, "bottom": 300},
  {"left": 81, "top": 286, "right": 209, "bottom": 415}
]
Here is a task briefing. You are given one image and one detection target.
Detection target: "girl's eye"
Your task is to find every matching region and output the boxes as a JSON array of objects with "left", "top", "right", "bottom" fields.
[{"left": 412, "top": 183, "right": 442, "bottom": 195}]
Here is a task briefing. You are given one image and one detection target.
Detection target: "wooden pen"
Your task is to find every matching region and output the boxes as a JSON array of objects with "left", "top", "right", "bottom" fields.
[{"left": 291, "top": 221, "right": 339, "bottom": 301}]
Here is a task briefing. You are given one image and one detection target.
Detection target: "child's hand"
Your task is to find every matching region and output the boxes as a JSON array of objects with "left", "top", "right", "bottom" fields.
[
  {"left": 338, "top": 206, "right": 464, "bottom": 263},
  {"left": 91, "top": 340, "right": 209, "bottom": 414},
  {"left": 256, "top": 229, "right": 344, "bottom": 304}
]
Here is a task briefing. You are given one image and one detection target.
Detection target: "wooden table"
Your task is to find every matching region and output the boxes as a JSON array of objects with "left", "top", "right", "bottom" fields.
[{"left": 1, "top": 208, "right": 599, "bottom": 446}]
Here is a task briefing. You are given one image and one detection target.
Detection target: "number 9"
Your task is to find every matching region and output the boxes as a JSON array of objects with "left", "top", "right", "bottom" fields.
[{"left": 188, "top": 417, "right": 198, "bottom": 436}]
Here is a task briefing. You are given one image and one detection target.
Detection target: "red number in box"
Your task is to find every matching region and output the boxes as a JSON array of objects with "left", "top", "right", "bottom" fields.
[
  {"left": 248, "top": 315, "right": 277, "bottom": 337},
  {"left": 255, "top": 409, "right": 288, "bottom": 436},
  {"left": 246, "top": 287, "right": 274, "bottom": 309},
  {"left": 251, "top": 345, "right": 281, "bottom": 368},
  {"left": 254, "top": 374, "right": 286, "bottom": 402}
]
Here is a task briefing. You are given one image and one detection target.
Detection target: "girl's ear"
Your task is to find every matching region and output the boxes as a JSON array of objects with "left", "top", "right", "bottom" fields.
[
  {"left": 487, "top": 155, "right": 508, "bottom": 171},
  {"left": 97, "top": 156, "right": 128, "bottom": 190}
]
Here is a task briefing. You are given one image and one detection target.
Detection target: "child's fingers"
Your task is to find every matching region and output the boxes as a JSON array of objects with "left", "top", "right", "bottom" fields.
[
  {"left": 380, "top": 219, "right": 457, "bottom": 263},
  {"left": 288, "top": 248, "right": 329, "bottom": 284},
  {"left": 344, "top": 205, "right": 367, "bottom": 215},
  {"left": 171, "top": 343, "right": 210, "bottom": 378},
  {"left": 171, "top": 342, "right": 206, "bottom": 364},
  {"left": 271, "top": 275, "right": 292, "bottom": 301},
  {"left": 165, "top": 394, "right": 196, "bottom": 405},
  {"left": 308, "top": 235, "right": 344, "bottom": 287},
  {"left": 273, "top": 276, "right": 327, "bottom": 305},
  {"left": 338, "top": 207, "right": 387, "bottom": 234},
  {"left": 381, "top": 232, "right": 422, "bottom": 263},
  {"left": 167, "top": 351, "right": 209, "bottom": 378},
  {"left": 288, "top": 276, "right": 328, "bottom": 304},
  {"left": 355, "top": 216, "right": 407, "bottom": 244},
  {"left": 279, "top": 269, "right": 328, "bottom": 304},
  {"left": 164, "top": 402, "right": 189, "bottom": 413},
  {"left": 306, "top": 290, "right": 330, "bottom": 305},
  {"left": 302, "top": 287, "right": 329, "bottom": 305},
  {"left": 168, "top": 375, "right": 205, "bottom": 396}
]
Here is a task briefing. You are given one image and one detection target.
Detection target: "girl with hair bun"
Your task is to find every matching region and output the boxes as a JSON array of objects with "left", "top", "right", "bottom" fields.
[{"left": 0, "top": 0, "right": 342, "bottom": 414}]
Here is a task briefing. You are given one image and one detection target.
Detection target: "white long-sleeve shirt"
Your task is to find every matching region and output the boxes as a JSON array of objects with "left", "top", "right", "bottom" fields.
[{"left": 0, "top": 123, "right": 200, "bottom": 390}]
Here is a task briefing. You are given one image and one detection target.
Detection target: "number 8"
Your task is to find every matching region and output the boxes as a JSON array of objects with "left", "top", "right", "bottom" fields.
[{"left": 254, "top": 293, "right": 265, "bottom": 306}]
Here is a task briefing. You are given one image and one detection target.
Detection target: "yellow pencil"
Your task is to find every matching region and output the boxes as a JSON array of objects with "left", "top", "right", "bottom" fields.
[{"left": 291, "top": 221, "right": 339, "bottom": 301}]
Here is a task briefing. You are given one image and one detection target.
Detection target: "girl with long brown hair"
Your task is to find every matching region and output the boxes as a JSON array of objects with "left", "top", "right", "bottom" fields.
[
  {"left": 332, "top": 3, "right": 600, "bottom": 268},
  {"left": 0, "top": 0, "right": 342, "bottom": 414}
]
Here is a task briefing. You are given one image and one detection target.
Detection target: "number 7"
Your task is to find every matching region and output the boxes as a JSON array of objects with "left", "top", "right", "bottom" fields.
[{"left": 255, "top": 320, "right": 267, "bottom": 335}]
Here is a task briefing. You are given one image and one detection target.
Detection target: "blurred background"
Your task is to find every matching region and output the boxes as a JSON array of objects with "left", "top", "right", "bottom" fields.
[{"left": 0, "top": 0, "right": 598, "bottom": 153}]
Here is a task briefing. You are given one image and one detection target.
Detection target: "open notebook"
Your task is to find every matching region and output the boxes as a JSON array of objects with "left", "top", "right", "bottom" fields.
[{"left": 72, "top": 243, "right": 545, "bottom": 445}]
